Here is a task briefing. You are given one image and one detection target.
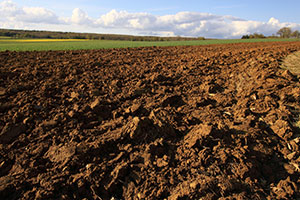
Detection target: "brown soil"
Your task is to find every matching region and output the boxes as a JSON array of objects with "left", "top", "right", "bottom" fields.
[{"left": 1, "top": 42, "right": 300, "bottom": 200}]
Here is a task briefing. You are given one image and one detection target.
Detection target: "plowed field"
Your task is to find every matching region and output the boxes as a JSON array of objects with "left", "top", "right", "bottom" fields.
[{"left": 1, "top": 42, "right": 300, "bottom": 200}]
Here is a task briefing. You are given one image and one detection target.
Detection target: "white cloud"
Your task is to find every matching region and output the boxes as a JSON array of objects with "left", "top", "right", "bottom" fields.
[
  {"left": 20, "top": 7, "right": 62, "bottom": 24},
  {"left": 1, "top": 0, "right": 300, "bottom": 38},
  {"left": 96, "top": 9, "right": 156, "bottom": 29},
  {"left": 0, "top": 0, "right": 19, "bottom": 17},
  {"left": 94, "top": 10, "right": 300, "bottom": 38},
  {"left": 0, "top": 0, "right": 64, "bottom": 27},
  {"left": 70, "top": 8, "right": 93, "bottom": 25}
]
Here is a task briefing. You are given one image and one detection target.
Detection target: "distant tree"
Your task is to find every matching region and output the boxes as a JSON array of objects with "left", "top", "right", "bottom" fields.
[
  {"left": 251, "top": 33, "right": 265, "bottom": 38},
  {"left": 277, "top": 27, "right": 292, "bottom": 38},
  {"left": 291, "top": 30, "right": 300, "bottom": 38},
  {"left": 86, "top": 34, "right": 91, "bottom": 40},
  {"left": 241, "top": 33, "right": 265, "bottom": 39},
  {"left": 269, "top": 34, "right": 278, "bottom": 38},
  {"left": 241, "top": 35, "right": 250, "bottom": 39}
]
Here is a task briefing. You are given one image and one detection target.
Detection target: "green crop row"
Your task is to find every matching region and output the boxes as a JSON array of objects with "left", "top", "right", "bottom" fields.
[{"left": 1, "top": 38, "right": 299, "bottom": 51}]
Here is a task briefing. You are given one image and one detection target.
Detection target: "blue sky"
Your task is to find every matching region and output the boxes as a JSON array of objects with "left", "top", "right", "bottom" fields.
[
  {"left": 11, "top": 0, "right": 300, "bottom": 23},
  {"left": 1, "top": 0, "right": 300, "bottom": 38}
]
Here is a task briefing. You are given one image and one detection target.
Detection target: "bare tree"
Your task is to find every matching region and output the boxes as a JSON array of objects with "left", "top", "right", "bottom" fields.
[
  {"left": 291, "top": 30, "right": 300, "bottom": 38},
  {"left": 277, "top": 27, "right": 292, "bottom": 38}
]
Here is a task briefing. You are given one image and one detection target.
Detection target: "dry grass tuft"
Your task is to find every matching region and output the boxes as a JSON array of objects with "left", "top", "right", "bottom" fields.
[
  {"left": 280, "top": 51, "right": 300, "bottom": 130},
  {"left": 281, "top": 51, "right": 300, "bottom": 75}
]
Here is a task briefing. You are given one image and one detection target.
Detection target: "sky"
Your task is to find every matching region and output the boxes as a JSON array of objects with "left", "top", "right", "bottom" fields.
[{"left": 1, "top": 0, "right": 300, "bottom": 38}]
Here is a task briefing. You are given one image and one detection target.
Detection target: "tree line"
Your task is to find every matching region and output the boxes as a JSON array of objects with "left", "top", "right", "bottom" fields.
[
  {"left": 276, "top": 27, "right": 300, "bottom": 38},
  {"left": 242, "top": 27, "right": 300, "bottom": 39},
  {"left": 0, "top": 28, "right": 205, "bottom": 41},
  {"left": 1, "top": 27, "right": 298, "bottom": 41}
]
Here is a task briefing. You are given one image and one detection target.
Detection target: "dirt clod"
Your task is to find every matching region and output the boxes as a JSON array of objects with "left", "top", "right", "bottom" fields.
[{"left": 0, "top": 123, "right": 26, "bottom": 144}]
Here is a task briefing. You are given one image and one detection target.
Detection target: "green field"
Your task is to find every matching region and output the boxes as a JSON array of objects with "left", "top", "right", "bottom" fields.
[{"left": 0, "top": 38, "right": 299, "bottom": 51}]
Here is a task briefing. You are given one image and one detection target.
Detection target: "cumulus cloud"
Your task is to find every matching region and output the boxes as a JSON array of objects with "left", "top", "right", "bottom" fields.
[
  {"left": 94, "top": 10, "right": 300, "bottom": 38},
  {"left": 0, "top": 0, "right": 64, "bottom": 25},
  {"left": 21, "top": 7, "right": 62, "bottom": 24},
  {"left": 1, "top": 0, "right": 300, "bottom": 38},
  {"left": 70, "top": 8, "right": 93, "bottom": 25},
  {"left": 96, "top": 10, "right": 156, "bottom": 29},
  {"left": 0, "top": 0, "right": 18, "bottom": 16}
]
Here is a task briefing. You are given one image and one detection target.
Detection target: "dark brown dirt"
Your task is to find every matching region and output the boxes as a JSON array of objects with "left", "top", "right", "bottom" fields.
[{"left": 1, "top": 42, "right": 300, "bottom": 200}]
